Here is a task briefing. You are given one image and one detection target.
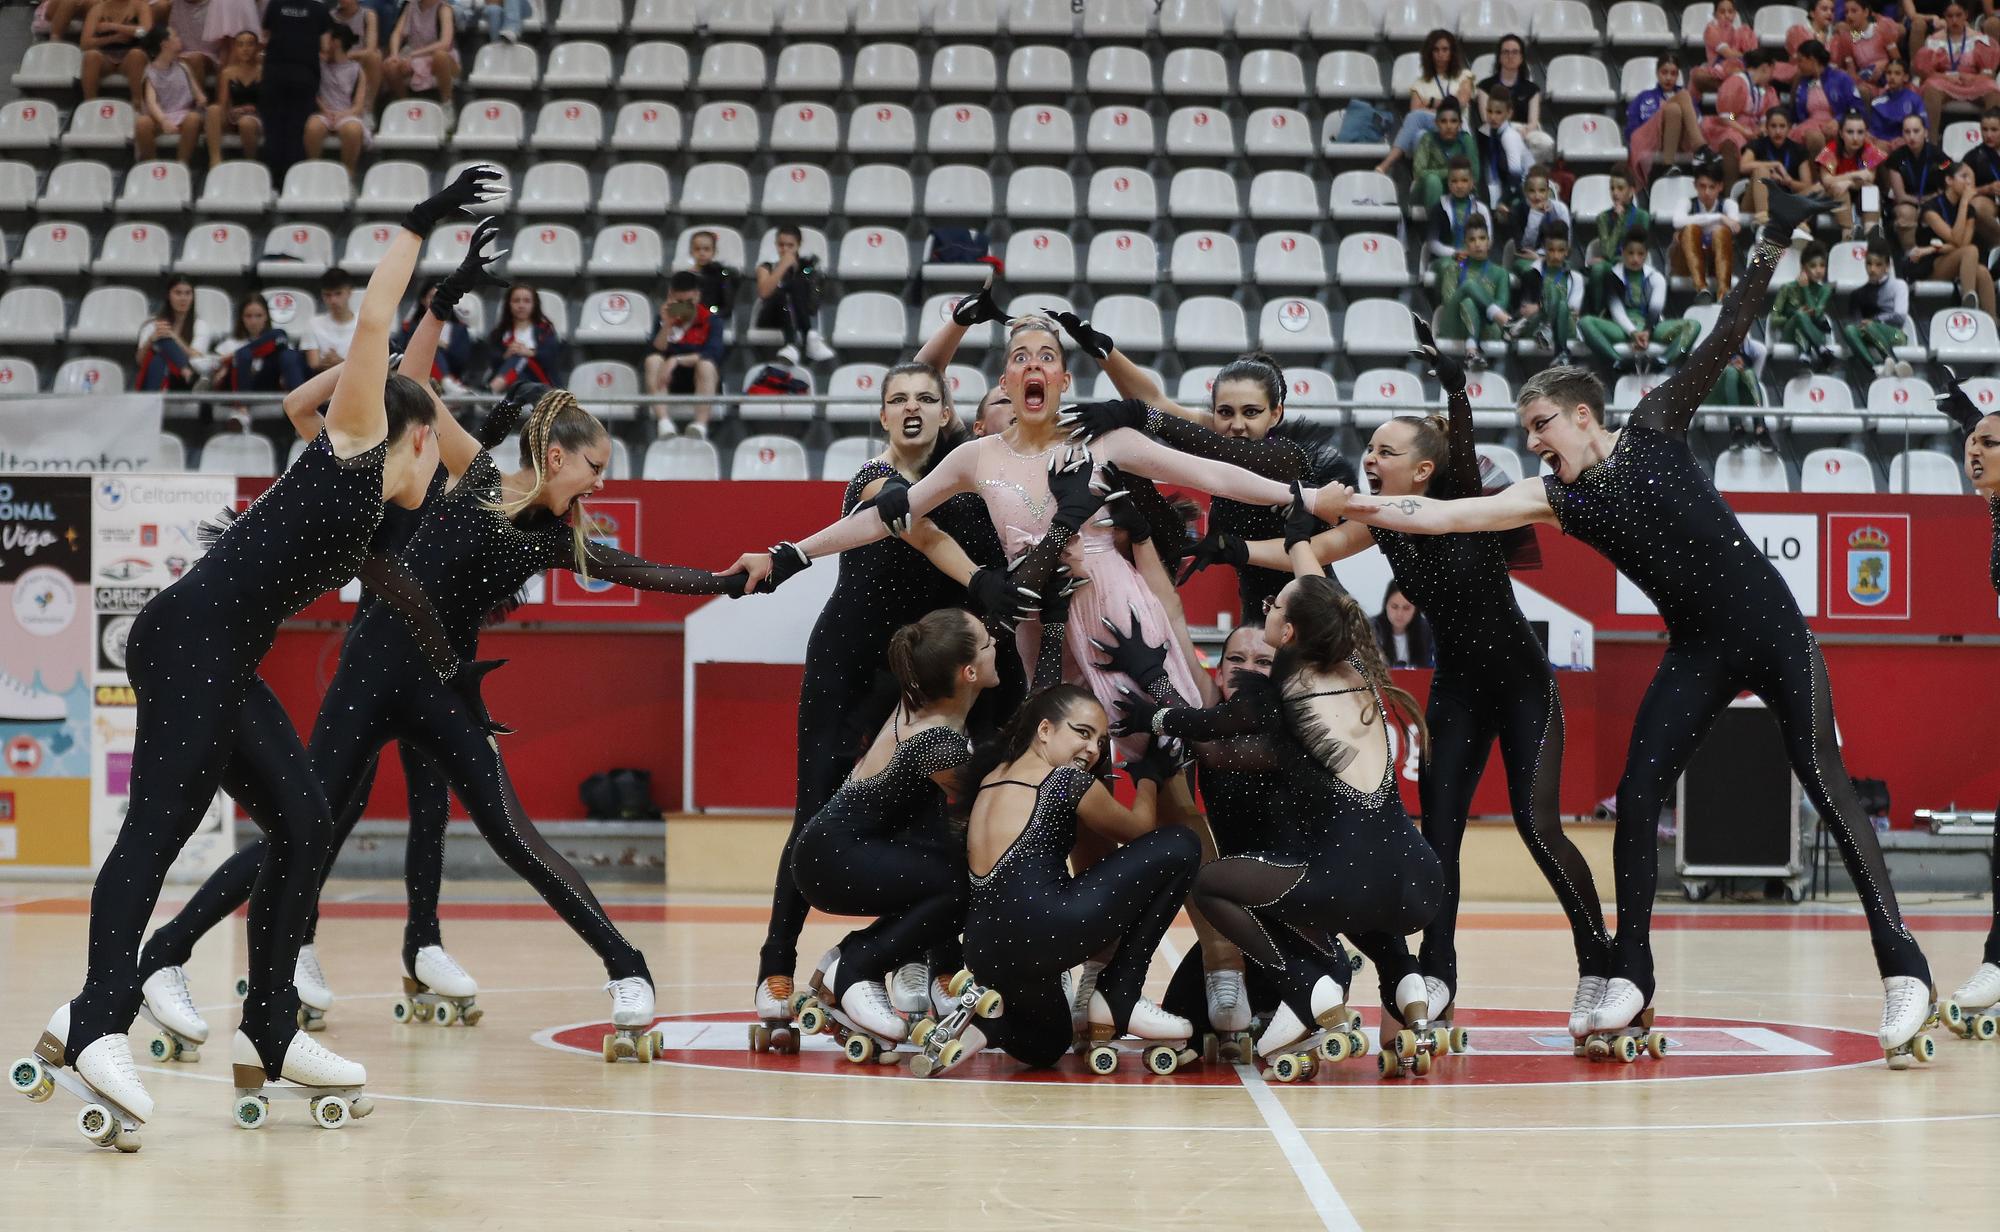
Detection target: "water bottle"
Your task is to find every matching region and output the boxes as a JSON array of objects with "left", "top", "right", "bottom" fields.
[{"left": 1569, "top": 629, "right": 1585, "bottom": 670}]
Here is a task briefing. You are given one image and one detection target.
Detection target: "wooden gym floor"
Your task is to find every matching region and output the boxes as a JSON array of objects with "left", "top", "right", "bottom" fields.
[{"left": 2, "top": 879, "right": 1995, "bottom": 1231}]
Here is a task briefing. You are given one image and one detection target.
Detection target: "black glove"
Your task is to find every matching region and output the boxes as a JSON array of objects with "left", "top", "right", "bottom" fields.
[
  {"left": 755, "top": 542, "right": 810, "bottom": 594},
  {"left": 449, "top": 659, "right": 514, "bottom": 737},
  {"left": 1088, "top": 614, "right": 1169, "bottom": 689},
  {"left": 1175, "top": 528, "right": 1248, "bottom": 585},
  {"left": 1048, "top": 309, "right": 1113, "bottom": 360},
  {"left": 1056, "top": 398, "right": 1152, "bottom": 443},
  {"left": 1937, "top": 363, "right": 1982, "bottom": 432},
  {"left": 433, "top": 215, "right": 510, "bottom": 323},
  {"left": 1759, "top": 186, "right": 1834, "bottom": 248},
  {"left": 1410, "top": 312, "right": 1466, "bottom": 399},
  {"left": 868, "top": 478, "right": 912, "bottom": 537},
  {"left": 478, "top": 379, "right": 547, "bottom": 450},
  {"left": 1047, "top": 447, "right": 1106, "bottom": 531},
  {"left": 1110, "top": 687, "right": 1163, "bottom": 738},
  {"left": 1093, "top": 464, "right": 1152, "bottom": 543},
  {"left": 1039, "top": 566, "right": 1088, "bottom": 627},
  {"left": 1123, "top": 740, "right": 1184, "bottom": 787},
  {"left": 1282, "top": 480, "right": 1318, "bottom": 550},
  {"left": 951, "top": 277, "right": 1004, "bottom": 327},
  {"left": 966, "top": 565, "right": 1039, "bottom": 628},
  {"left": 403, "top": 164, "right": 506, "bottom": 236}
]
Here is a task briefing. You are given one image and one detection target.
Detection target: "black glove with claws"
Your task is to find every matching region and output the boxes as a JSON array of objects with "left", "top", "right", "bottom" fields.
[
  {"left": 952, "top": 277, "right": 1005, "bottom": 327},
  {"left": 1057, "top": 398, "right": 1151, "bottom": 443},
  {"left": 1410, "top": 313, "right": 1466, "bottom": 398},
  {"left": 756, "top": 542, "right": 810, "bottom": 594},
  {"left": 868, "top": 479, "right": 913, "bottom": 537},
  {"left": 1089, "top": 614, "right": 1170, "bottom": 689},
  {"left": 1048, "top": 447, "right": 1107, "bottom": 531},
  {"left": 1759, "top": 186, "right": 1834, "bottom": 248},
  {"left": 1110, "top": 687, "right": 1163, "bottom": 739},
  {"left": 433, "top": 215, "right": 510, "bottom": 323},
  {"left": 966, "top": 565, "right": 1040, "bottom": 628},
  {"left": 1175, "top": 528, "right": 1249, "bottom": 586},
  {"left": 1048, "top": 309, "right": 1114, "bottom": 360},
  {"left": 1123, "top": 740, "right": 1186, "bottom": 787},
  {"left": 1937, "top": 363, "right": 1982, "bottom": 431},
  {"left": 1094, "top": 464, "right": 1152, "bottom": 544},
  {"left": 450, "top": 659, "right": 514, "bottom": 737},
  {"left": 1039, "top": 566, "right": 1088, "bottom": 627},
  {"left": 1282, "top": 480, "right": 1319, "bottom": 550},
  {"left": 404, "top": 164, "right": 506, "bottom": 236}
]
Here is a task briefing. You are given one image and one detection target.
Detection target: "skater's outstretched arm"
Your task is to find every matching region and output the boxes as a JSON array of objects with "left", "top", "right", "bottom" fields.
[
  {"left": 1059, "top": 398, "right": 1306, "bottom": 480},
  {"left": 1936, "top": 365, "right": 1986, "bottom": 435},
  {"left": 912, "top": 273, "right": 1004, "bottom": 372},
  {"left": 563, "top": 541, "right": 749, "bottom": 597},
  {"left": 1076, "top": 768, "right": 1164, "bottom": 844},
  {"left": 355, "top": 555, "right": 466, "bottom": 678},
  {"left": 280, "top": 361, "right": 346, "bottom": 443},
  {"left": 1633, "top": 189, "right": 1831, "bottom": 437},
  {"left": 1241, "top": 522, "right": 1374, "bottom": 572},
  {"left": 1342, "top": 476, "right": 1559, "bottom": 535},
  {"left": 405, "top": 217, "right": 511, "bottom": 478},
  {"left": 1411, "top": 314, "right": 1483, "bottom": 500}
]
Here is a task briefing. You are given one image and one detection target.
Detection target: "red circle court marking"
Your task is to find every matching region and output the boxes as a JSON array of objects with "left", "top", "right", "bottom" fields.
[{"left": 536, "top": 1008, "right": 1883, "bottom": 1086}]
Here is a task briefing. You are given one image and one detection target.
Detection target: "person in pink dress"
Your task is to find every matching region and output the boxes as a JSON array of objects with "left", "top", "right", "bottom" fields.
[
  {"left": 1695, "top": 0, "right": 1764, "bottom": 92},
  {"left": 201, "top": 0, "right": 259, "bottom": 45},
  {"left": 1916, "top": 2, "right": 2000, "bottom": 140},
  {"left": 384, "top": 0, "right": 457, "bottom": 108},
  {"left": 135, "top": 24, "right": 205, "bottom": 162},
  {"left": 1834, "top": 0, "right": 1907, "bottom": 98},
  {"left": 1625, "top": 55, "right": 1702, "bottom": 188},
  {"left": 1788, "top": 0, "right": 1845, "bottom": 72},
  {"left": 1702, "top": 48, "right": 1781, "bottom": 184}
]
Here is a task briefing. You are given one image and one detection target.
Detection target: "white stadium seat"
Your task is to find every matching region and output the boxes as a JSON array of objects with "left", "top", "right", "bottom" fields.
[
  {"left": 1606, "top": 0, "right": 1674, "bottom": 46},
  {"left": 1086, "top": 229, "right": 1159, "bottom": 284},
  {"left": 680, "top": 163, "right": 753, "bottom": 215},
  {"left": 1169, "top": 168, "right": 1240, "bottom": 220},
  {"left": 469, "top": 41, "right": 540, "bottom": 90},
  {"left": 644, "top": 437, "right": 721, "bottom": 482},
  {"left": 853, "top": 44, "right": 921, "bottom": 91},
  {"left": 196, "top": 160, "right": 273, "bottom": 214},
  {"left": 1888, "top": 450, "right": 1963, "bottom": 494},
  {"left": 1169, "top": 230, "right": 1243, "bottom": 285},
  {"left": 1800, "top": 448, "right": 1877, "bottom": 493},
  {"left": 505, "top": 223, "right": 585, "bottom": 277},
  {"left": 1335, "top": 232, "right": 1410, "bottom": 288},
  {"left": 570, "top": 360, "right": 641, "bottom": 421},
  {"left": 1090, "top": 296, "right": 1165, "bottom": 351},
  {"left": 1087, "top": 167, "right": 1158, "bottom": 221},
  {"left": 929, "top": 45, "right": 998, "bottom": 93},
  {"left": 554, "top": 0, "right": 623, "bottom": 33},
  {"left": 1338, "top": 297, "right": 1412, "bottom": 356},
  {"left": 1241, "top": 49, "right": 1307, "bottom": 97},
  {"left": 849, "top": 102, "right": 918, "bottom": 155},
  {"left": 1161, "top": 48, "right": 1229, "bottom": 96},
  {"left": 275, "top": 161, "right": 350, "bottom": 214},
  {"left": 178, "top": 222, "right": 253, "bottom": 275},
  {"left": 599, "top": 163, "right": 672, "bottom": 216},
  {"left": 63, "top": 99, "right": 134, "bottom": 149},
  {"left": 832, "top": 292, "right": 909, "bottom": 348},
  {"left": 452, "top": 99, "right": 526, "bottom": 150},
  {"left": 587, "top": 224, "right": 665, "bottom": 276},
  {"left": 925, "top": 165, "right": 994, "bottom": 218},
  {"left": 1085, "top": 46, "right": 1154, "bottom": 95},
  {"left": 1254, "top": 231, "right": 1328, "bottom": 285},
  {"left": 732, "top": 435, "right": 810, "bottom": 480},
  {"left": 1351, "top": 366, "right": 1428, "bottom": 428},
  {"left": 70, "top": 286, "right": 149, "bottom": 344},
  {"left": 0, "top": 100, "right": 60, "bottom": 150},
  {"left": 0, "top": 287, "right": 65, "bottom": 343},
  {"left": 1005, "top": 166, "right": 1077, "bottom": 220},
  {"left": 1173, "top": 297, "right": 1250, "bottom": 352},
  {"left": 820, "top": 436, "right": 877, "bottom": 479},
  {"left": 612, "top": 100, "right": 683, "bottom": 151},
  {"left": 845, "top": 164, "right": 916, "bottom": 216},
  {"left": 14, "top": 220, "right": 92, "bottom": 274},
  {"left": 1249, "top": 170, "right": 1321, "bottom": 221},
  {"left": 531, "top": 99, "right": 603, "bottom": 151},
  {"left": 620, "top": 42, "right": 689, "bottom": 91},
  {"left": 117, "top": 161, "right": 191, "bottom": 213},
  {"left": 519, "top": 162, "right": 592, "bottom": 215},
  {"left": 1329, "top": 171, "right": 1400, "bottom": 223},
  {"left": 1165, "top": 106, "right": 1237, "bottom": 159},
  {"left": 0, "top": 356, "right": 42, "bottom": 392},
  {"left": 837, "top": 227, "right": 912, "bottom": 280},
  {"left": 543, "top": 41, "right": 614, "bottom": 91},
  {"left": 698, "top": 41, "right": 767, "bottom": 91},
  {"left": 1713, "top": 449, "right": 1791, "bottom": 492},
  {"left": 771, "top": 102, "right": 840, "bottom": 152},
  {"left": 573, "top": 289, "right": 653, "bottom": 344},
  {"left": 763, "top": 163, "right": 834, "bottom": 216},
  {"left": 198, "top": 432, "right": 278, "bottom": 477},
  {"left": 1245, "top": 107, "right": 1314, "bottom": 158},
  {"left": 690, "top": 101, "right": 760, "bottom": 152},
  {"left": 1008, "top": 104, "right": 1077, "bottom": 156},
  {"left": 340, "top": 221, "right": 398, "bottom": 272},
  {"left": 708, "top": 0, "right": 775, "bottom": 35},
  {"left": 927, "top": 103, "right": 996, "bottom": 156},
  {"left": 376, "top": 100, "right": 448, "bottom": 150},
  {"left": 1007, "top": 45, "right": 1074, "bottom": 94},
  {"left": 1004, "top": 229, "right": 1077, "bottom": 283},
  {"left": 40, "top": 160, "right": 113, "bottom": 212},
  {"left": 1086, "top": 104, "right": 1156, "bottom": 157},
  {"left": 1931, "top": 309, "right": 2000, "bottom": 364},
  {"left": 255, "top": 222, "right": 333, "bottom": 278}
]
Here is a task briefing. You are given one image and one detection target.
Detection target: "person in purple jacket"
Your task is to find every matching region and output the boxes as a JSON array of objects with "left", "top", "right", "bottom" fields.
[
  {"left": 1625, "top": 55, "right": 1702, "bottom": 187},
  {"left": 1792, "top": 39, "right": 1862, "bottom": 157}
]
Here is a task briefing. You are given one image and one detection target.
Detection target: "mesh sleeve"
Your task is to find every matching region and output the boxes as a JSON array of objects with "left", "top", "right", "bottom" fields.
[
  {"left": 905, "top": 724, "right": 971, "bottom": 778},
  {"left": 1151, "top": 414, "right": 1307, "bottom": 481},
  {"left": 356, "top": 555, "right": 463, "bottom": 678},
  {"left": 1032, "top": 619, "right": 1067, "bottom": 690},
  {"left": 1158, "top": 692, "right": 1267, "bottom": 741},
  {"left": 578, "top": 542, "right": 750, "bottom": 596}
]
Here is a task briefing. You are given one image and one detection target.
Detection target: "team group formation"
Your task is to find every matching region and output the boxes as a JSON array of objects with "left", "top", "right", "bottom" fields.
[{"left": 10, "top": 163, "right": 2000, "bottom": 1153}]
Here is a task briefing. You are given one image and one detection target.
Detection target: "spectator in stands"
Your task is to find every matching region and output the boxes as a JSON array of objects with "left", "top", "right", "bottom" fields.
[
  {"left": 1792, "top": 40, "right": 1862, "bottom": 157},
  {"left": 1914, "top": 160, "right": 1999, "bottom": 314},
  {"left": 458, "top": 0, "right": 529, "bottom": 44},
  {"left": 1771, "top": 241, "right": 1840, "bottom": 371},
  {"left": 260, "top": 0, "right": 330, "bottom": 178},
  {"left": 1374, "top": 28, "right": 1476, "bottom": 176},
  {"left": 1812, "top": 111, "right": 1887, "bottom": 235},
  {"left": 1886, "top": 110, "right": 1956, "bottom": 247},
  {"left": 392, "top": 281, "right": 473, "bottom": 390},
  {"left": 1425, "top": 157, "right": 1494, "bottom": 266},
  {"left": 1709, "top": 344, "right": 1771, "bottom": 448},
  {"left": 384, "top": 0, "right": 458, "bottom": 113},
  {"left": 1626, "top": 55, "right": 1703, "bottom": 188},
  {"left": 1703, "top": 48, "right": 1780, "bottom": 187},
  {"left": 304, "top": 24, "right": 373, "bottom": 176},
  {"left": 1580, "top": 233, "right": 1696, "bottom": 372},
  {"left": 1473, "top": 87, "right": 1532, "bottom": 229},
  {"left": 687, "top": 230, "right": 738, "bottom": 319},
  {"left": 161, "top": 0, "right": 221, "bottom": 88},
  {"left": 1506, "top": 170, "right": 1569, "bottom": 277},
  {"left": 328, "top": 0, "right": 383, "bottom": 97},
  {"left": 1961, "top": 106, "right": 2000, "bottom": 242},
  {"left": 1866, "top": 57, "right": 1930, "bottom": 140},
  {"left": 1432, "top": 217, "right": 1511, "bottom": 369},
  {"left": 202, "top": 28, "right": 259, "bottom": 169},
  {"left": 1511, "top": 221, "right": 1581, "bottom": 364},
  {"left": 43, "top": 0, "right": 93, "bottom": 42},
  {"left": 1915, "top": 3, "right": 2000, "bottom": 141},
  {"left": 1843, "top": 239, "right": 1914, "bottom": 378},
  {"left": 1694, "top": 0, "right": 1762, "bottom": 93},
  {"left": 1476, "top": 34, "right": 1554, "bottom": 164},
  {"left": 134, "top": 25, "right": 206, "bottom": 163},
  {"left": 1372, "top": 582, "right": 1434, "bottom": 670},
  {"left": 755, "top": 224, "right": 835, "bottom": 364},
  {"left": 1790, "top": 0, "right": 1844, "bottom": 70},
  {"left": 210, "top": 291, "right": 306, "bottom": 393},
  {"left": 303, "top": 267, "right": 358, "bottom": 371},
  {"left": 1835, "top": 0, "right": 1906, "bottom": 99},
  {"left": 645, "top": 271, "right": 727, "bottom": 441},
  {"left": 1902, "top": 0, "right": 2000, "bottom": 61},
  {"left": 1740, "top": 108, "right": 1814, "bottom": 222},
  {"left": 81, "top": 0, "right": 154, "bottom": 101},
  {"left": 1672, "top": 166, "right": 1743, "bottom": 304},
  {"left": 1410, "top": 98, "right": 1478, "bottom": 210},
  {"left": 135, "top": 275, "right": 221, "bottom": 391},
  {"left": 485, "top": 282, "right": 567, "bottom": 392},
  {"left": 1588, "top": 167, "right": 1648, "bottom": 312},
  {"left": 202, "top": 0, "right": 261, "bottom": 43}
]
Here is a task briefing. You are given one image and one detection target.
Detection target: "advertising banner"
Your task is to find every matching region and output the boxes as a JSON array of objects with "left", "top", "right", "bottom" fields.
[
  {"left": 0, "top": 395, "right": 164, "bottom": 472},
  {"left": 0, "top": 477, "right": 94, "bottom": 867}
]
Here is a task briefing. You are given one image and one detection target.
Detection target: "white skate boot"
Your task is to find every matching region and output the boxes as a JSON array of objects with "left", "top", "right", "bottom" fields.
[
  {"left": 231, "top": 1029, "right": 371, "bottom": 1130},
  {"left": 840, "top": 979, "right": 909, "bottom": 1043},
  {"left": 10, "top": 1004, "right": 151, "bottom": 1151},
  {"left": 888, "top": 962, "right": 932, "bottom": 1017},
  {"left": 747, "top": 974, "right": 799, "bottom": 1054},
  {"left": 293, "top": 944, "right": 332, "bottom": 1031},
  {"left": 1258, "top": 975, "right": 1364, "bottom": 1081},
  {"left": 1206, "top": 967, "right": 1251, "bottom": 1032},
  {"left": 1083, "top": 991, "right": 1194, "bottom": 1076},
  {"left": 929, "top": 972, "right": 958, "bottom": 1019},
  {"left": 1378, "top": 972, "right": 1448, "bottom": 1080},
  {"left": 396, "top": 946, "right": 481, "bottom": 1027},
  {"left": 1424, "top": 975, "right": 1469, "bottom": 1054},
  {"left": 1583, "top": 978, "right": 1668, "bottom": 1063},
  {"left": 796, "top": 952, "right": 904, "bottom": 1064},
  {"left": 602, "top": 977, "right": 660, "bottom": 1063},
  {"left": 1068, "top": 959, "right": 1104, "bottom": 1044},
  {"left": 1879, "top": 975, "right": 1939, "bottom": 1068},
  {"left": 139, "top": 965, "right": 208, "bottom": 1062},
  {"left": 1568, "top": 975, "right": 1608, "bottom": 1053},
  {"left": 1944, "top": 963, "right": 2000, "bottom": 1041},
  {"left": 911, "top": 970, "right": 1003, "bottom": 1077}
]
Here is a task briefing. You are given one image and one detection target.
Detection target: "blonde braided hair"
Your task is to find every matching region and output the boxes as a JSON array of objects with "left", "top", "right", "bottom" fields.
[{"left": 481, "top": 387, "right": 607, "bottom": 577}]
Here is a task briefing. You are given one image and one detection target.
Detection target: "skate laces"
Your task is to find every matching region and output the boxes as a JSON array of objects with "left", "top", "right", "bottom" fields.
[
  {"left": 421, "top": 947, "right": 470, "bottom": 983},
  {"left": 160, "top": 967, "right": 198, "bottom": 1018},
  {"left": 605, "top": 977, "right": 650, "bottom": 1014},
  {"left": 892, "top": 965, "right": 928, "bottom": 1003},
  {"left": 1205, "top": 971, "right": 1242, "bottom": 1012},
  {"left": 764, "top": 975, "right": 793, "bottom": 999},
  {"left": 856, "top": 980, "right": 895, "bottom": 1016},
  {"left": 1571, "top": 976, "right": 1606, "bottom": 1014},
  {"left": 1882, "top": 977, "right": 1925, "bottom": 1025},
  {"left": 296, "top": 947, "right": 327, "bottom": 988}
]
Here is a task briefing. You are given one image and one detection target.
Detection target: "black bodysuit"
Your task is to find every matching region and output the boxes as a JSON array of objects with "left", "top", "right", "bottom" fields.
[{"left": 1542, "top": 237, "right": 1927, "bottom": 998}]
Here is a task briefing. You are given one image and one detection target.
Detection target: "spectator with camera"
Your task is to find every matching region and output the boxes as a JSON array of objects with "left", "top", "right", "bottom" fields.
[
  {"left": 645, "top": 271, "right": 727, "bottom": 440},
  {"left": 754, "top": 224, "right": 834, "bottom": 364}
]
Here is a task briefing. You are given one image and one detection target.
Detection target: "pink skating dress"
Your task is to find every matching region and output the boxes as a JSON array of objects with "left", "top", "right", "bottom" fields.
[{"left": 1915, "top": 31, "right": 2000, "bottom": 102}]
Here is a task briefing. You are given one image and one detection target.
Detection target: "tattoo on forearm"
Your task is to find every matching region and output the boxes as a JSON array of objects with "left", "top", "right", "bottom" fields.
[{"left": 1390, "top": 499, "right": 1420, "bottom": 515}]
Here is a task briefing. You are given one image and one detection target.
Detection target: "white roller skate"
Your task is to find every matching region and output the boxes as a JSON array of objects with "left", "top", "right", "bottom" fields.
[
  {"left": 1424, "top": 975, "right": 1470, "bottom": 1055},
  {"left": 889, "top": 962, "right": 932, "bottom": 1017},
  {"left": 602, "top": 977, "right": 662, "bottom": 1063},
  {"left": 797, "top": 953, "right": 905, "bottom": 1065},
  {"left": 747, "top": 975, "right": 799, "bottom": 1055},
  {"left": 1879, "top": 975, "right": 1939, "bottom": 1068},
  {"left": 1378, "top": 972, "right": 1451, "bottom": 1080},
  {"left": 1568, "top": 975, "right": 1609, "bottom": 1054},
  {"left": 1083, "top": 992, "right": 1194, "bottom": 1076},
  {"left": 1259, "top": 975, "right": 1367, "bottom": 1081},
  {"left": 1582, "top": 978, "right": 1669, "bottom": 1064},
  {"left": 910, "top": 969, "right": 1004, "bottom": 1078},
  {"left": 138, "top": 965, "right": 208, "bottom": 1062},
  {"left": 928, "top": 972, "right": 958, "bottom": 1019},
  {"left": 1201, "top": 967, "right": 1255, "bottom": 1064},
  {"left": 1943, "top": 963, "right": 2000, "bottom": 1042},
  {"left": 230, "top": 1029, "right": 372, "bottom": 1130},
  {"left": 390, "top": 946, "right": 480, "bottom": 1027},
  {"left": 294, "top": 944, "right": 332, "bottom": 1032},
  {"left": 1068, "top": 959, "right": 1104, "bottom": 1047},
  {"left": 9, "top": 1005, "right": 151, "bottom": 1152}
]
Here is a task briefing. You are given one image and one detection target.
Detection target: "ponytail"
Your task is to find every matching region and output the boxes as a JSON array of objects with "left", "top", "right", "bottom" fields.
[
  {"left": 887, "top": 608, "right": 981, "bottom": 714},
  {"left": 1281, "top": 575, "right": 1429, "bottom": 758}
]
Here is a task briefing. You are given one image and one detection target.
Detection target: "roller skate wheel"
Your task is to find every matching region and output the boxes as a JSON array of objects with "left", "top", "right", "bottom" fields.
[
  {"left": 234, "top": 976, "right": 249, "bottom": 999},
  {"left": 844, "top": 1034, "right": 876, "bottom": 1064},
  {"left": 310, "top": 1094, "right": 350, "bottom": 1129},
  {"left": 233, "top": 1094, "right": 269, "bottom": 1129},
  {"left": 600, "top": 1034, "right": 620, "bottom": 1063},
  {"left": 937, "top": 1039, "right": 965, "bottom": 1072},
  {"left": 1975, "top": 1015, "right": 1998, "bottom": 1041},
  {"left": 1645, "top": 1032, "right": 1669, "bottom": 1060},
  {"left": 1144, "top": 1044, "right": 1178, "bottom": 1076},
  {"left": 1201, "top": 1035, "right": 1221, "bottom": 1064},
  {"left": 1413, "top": 1050, "right": 1432, "bottom": 1077},
  {"left": 1572, "top": 1040, "right": 1588, "bottom": 1057},
  {"left": 1449, "top": 1027, "right": 1470, "bottom": 1053},
  {"left": 1378, "top": 1050, "right": 1402, "bottom": 1079},
  {"left": 911, "top": 1054, "right": 937, "bottom": 1078},
  {"left": 747, "top": 1023, "right": 769, "bottom": 1052},
  {"left": 787, "top": 990, "right": 813, "bottom": 1018},
  {"left": 1614, "top": 1035, "right": 1640, "bottom": 1064},
  {"left": 1426, "top": 1028, "right": 1446, "bottom": 1054},
  {"left": 947, "top": 969, "right": 975, "bottom": 999},
  {"left": 1271, "top": 1053, "right": 1303, "bottom": 1083},
  {"left": 1087, "top": 1045, "right": 1119, "bottom": 1075},
  {"left": 77, "top": 1103, "right": 117, "bottom": 1146},
  {"left": 1886, "top": 1050, "right": 1912, "bottom": 1070},
  {"left": 1912, "top": 1034, "right": 1936, "bottom": 1063},
  {"left": 1318, "top": 1034, "right": 1349, "bottom": 1063},
  {"left": 112, "top": 1132, "right": 141, "bottom": 1153},
  {"left": 974, "top": 989, "right": 1004, "bottom": 1018},
  {"left": 910, "top": 1019, "right": 936, "bottom": 1049},
  {"left": 1393, "top": 1029, "right": 1418, "bottom": 1059},
  {"left": 773, "top": 1027, "right": 799, "bottom": 1055},
  {"left": 1585, "top": 1036, "right": 1611, "bottom": 1061},
  {"left": 12, "top": 1056, "right": 53, "bottom": 1101},
  {"left": 1944, "top": 1001, "right": 1966, "bottom": 1029},
  {"left": 392, "top": 999, "right": 414, "bottom": 1024},
  {"left": 142, "top": 1029, "right": 172, "bottom": 1062},
  {"left": 462, "top": 1006, "right": 484, "bottom": 1027},
  {"left": 798, "top": 1004, "right": 826, "bottom": 1035},
  {"left": 434, "top": 1000, "right": 458, "bottom": 1028},
  {"left": 1347, "top": 1030, "right": 1367, "bottom": 1056},
  {"left": 1346, "top": 1009, "right": 1363, "bottom": 1031},
  {"left": 350, "top": 1095, "right": 374, "bottom": 1118}
]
